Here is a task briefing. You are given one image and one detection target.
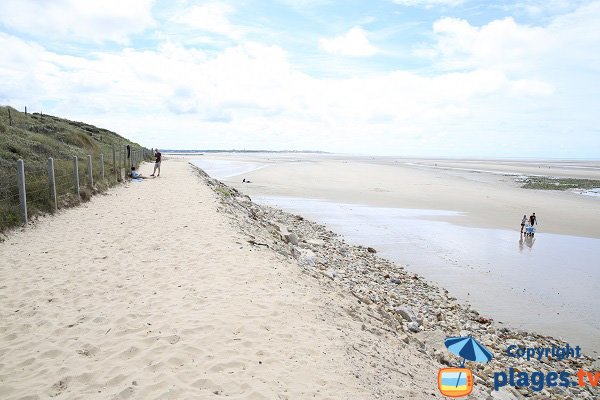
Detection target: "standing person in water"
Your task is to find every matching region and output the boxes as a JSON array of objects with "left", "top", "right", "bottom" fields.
[
  {"left": 529, "top": 212, "right": 538, "bottom": 227},
  {"left": 520, "top": 214, "right": 528, "bottom": 233},
  {"left": 150, "top": 149, "right": 161, "bottom": 177}
]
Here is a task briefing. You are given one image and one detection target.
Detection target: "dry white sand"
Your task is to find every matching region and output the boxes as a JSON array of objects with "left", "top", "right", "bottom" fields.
[
  {"left": 0, "top": 160, "right": 443, "bottom": 399},
  {"left": 207, "top": 155, "right": 600, "bottom": 239}
]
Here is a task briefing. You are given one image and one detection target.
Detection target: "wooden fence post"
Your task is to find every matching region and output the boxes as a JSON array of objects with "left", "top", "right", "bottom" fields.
[
  {"left": 47, "top": 157, "right": 57, "bottom": 212},
  {"left": 25, "top": 106, "right": 27, "bottom": 115},
  {"left": 100, "top": 154, "right": 105, "bottom": 180},
  {"left": 87, "top": 155, "right": 93, "bottom": 188},
  {"left": 73, "top": 156, "right": 80, "bottom": 199},
  {"left": 112, "top": 145, "right": 117, "bottom": 181},
  {"left": 16, "top": 159, "right": 27, "bottom": 224},
  {"left": 8, "top": 108, "right": 12, "bottom": 126}
]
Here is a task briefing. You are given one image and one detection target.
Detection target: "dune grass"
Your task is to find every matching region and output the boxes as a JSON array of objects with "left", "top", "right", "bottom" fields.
[{"left": 0, "top": 106, "right": 150, "bottom": 232}]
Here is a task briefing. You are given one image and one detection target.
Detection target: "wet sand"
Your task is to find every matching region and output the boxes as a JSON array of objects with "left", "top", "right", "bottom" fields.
[{"left": 190, "top": 154, "right": 600, "bottom": 239}]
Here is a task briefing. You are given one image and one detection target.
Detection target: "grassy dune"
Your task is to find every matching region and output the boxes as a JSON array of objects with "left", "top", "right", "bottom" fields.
[{"left": 0, "top": 106, "right": 149, "bottom": 232}]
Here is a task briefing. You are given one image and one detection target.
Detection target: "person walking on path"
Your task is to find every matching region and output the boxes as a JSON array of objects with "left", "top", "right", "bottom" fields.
[
  {"left": 150, "top": 149, "right": 162, "bottom": 177},
  {"left": 529, "top": 212, "right": 538, "bottom": 227},
  {"left": 520, "top": 215, "right": 527, "bottom": 233}
]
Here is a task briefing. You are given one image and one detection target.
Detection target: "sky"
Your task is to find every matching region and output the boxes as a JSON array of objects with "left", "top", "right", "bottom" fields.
[{"left": 0, "top": 0, "right": 599, "bottom": 158}]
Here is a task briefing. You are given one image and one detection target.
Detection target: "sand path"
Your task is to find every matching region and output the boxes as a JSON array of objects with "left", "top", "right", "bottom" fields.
[{"left": 0, "top": 160, "right": 442, "bottom": 399}]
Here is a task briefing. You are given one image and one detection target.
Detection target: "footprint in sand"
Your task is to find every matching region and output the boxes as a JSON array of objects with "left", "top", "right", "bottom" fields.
[
  {"left": 165, "top": 334, "right": 181, "bottom": 345},
  {"left": 48, "top": 378, "right": 69, "bottom": 397},
  {"left": 191, "top": 378, "right": 223, "bottom": 392},
  {"left": 208, "top": 361, "right": 246, "bottom": 373},
  {"left": 118, "top": 346, "right": 141, "bottom": 360},
  {"left": 76, "top": 344, "right": 99, "bottom": 358}
]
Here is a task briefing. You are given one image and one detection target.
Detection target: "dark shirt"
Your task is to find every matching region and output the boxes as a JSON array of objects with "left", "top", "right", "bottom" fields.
[
  {"left": 529, "top": 215, "right": 536, "bottom": 225},
  {"left": 155, "top": 152, "right": 161, "bottom": 163}
]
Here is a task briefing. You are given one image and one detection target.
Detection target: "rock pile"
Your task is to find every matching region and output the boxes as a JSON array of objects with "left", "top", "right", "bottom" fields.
[{"left": 195, "top": 165, "right": 597, "bottom": 400}]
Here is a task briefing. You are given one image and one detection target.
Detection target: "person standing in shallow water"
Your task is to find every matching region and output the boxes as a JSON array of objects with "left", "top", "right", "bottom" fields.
[
  {"left": 520, "top": 215, "right": 527, "bottom": 233},
  {"left": 529, "top": 212, "right": 538, "bottom": 227},
  {"left": 150, "top": 149, "right": 161, "bottom": 177}
]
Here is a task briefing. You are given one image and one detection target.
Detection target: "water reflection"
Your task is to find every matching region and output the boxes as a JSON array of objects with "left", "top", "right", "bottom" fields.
[
  {"left": 519, "top": 234, "right": 536, "bottom": 251},
  {"left": 525, "top": 234, "right": 536, "bottom": 249}
]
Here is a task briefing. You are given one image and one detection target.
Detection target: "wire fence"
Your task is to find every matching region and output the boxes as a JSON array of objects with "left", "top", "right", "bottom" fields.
[{"left": 0, "top": 146, "right": 153, "bottom": 231}]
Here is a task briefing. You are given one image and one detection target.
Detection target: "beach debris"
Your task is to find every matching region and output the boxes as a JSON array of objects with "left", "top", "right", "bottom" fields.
[
  {"left": 247, "top": 240, "right": 268, "bottom": 247},
  {"left": 394, "top": 306, "right": 419, "bottom": 324},
  {"left": 367, "top": 247, "right": 377, "bottom": 253},
  {"left": 283, "top": 232, "right": 299, "bottom": 245},
  {"left": 475, "top": 316, "right": 493, "bottom": 325},
  {"left": 407, "top": 321, "right": 420, "bottom": 333}
]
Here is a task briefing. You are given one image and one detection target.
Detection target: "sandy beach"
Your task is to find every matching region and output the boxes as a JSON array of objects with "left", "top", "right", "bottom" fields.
[
  {"left": 203, "top": 154, "right": 600, "bottom": 239},
  {"left": 0, "top": 159, "right": 446, "bottom": 399}
]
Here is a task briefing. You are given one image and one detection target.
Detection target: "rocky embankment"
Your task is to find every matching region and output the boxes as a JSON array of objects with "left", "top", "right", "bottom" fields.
[{"left": 194, "top": 165, "right": 597, "bottom": 400}]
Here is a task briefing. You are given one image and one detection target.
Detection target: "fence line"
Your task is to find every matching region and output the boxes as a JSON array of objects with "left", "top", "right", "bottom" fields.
[{"left": 0, "top": 147, "right": 154, "bottom": 228}]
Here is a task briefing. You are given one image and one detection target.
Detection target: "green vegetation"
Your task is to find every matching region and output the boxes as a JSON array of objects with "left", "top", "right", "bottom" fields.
[
  {"left": 215, "top": 187, "right": 231, "bottom": 197},
  {"left": 0, "top": 105, "right": 150, "bottom": 232},
  {"left": 520, "top": 176, "right": 600, "bottom": 191}
]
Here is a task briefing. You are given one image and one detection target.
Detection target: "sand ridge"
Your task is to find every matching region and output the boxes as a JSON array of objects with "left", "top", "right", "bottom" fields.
[{"left": 0, "top": 159, "right": 444, "bottom": 399}]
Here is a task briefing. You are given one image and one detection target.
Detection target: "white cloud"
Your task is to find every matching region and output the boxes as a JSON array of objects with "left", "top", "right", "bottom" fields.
[
  {"left": 0, "top": 0, "right": 155, "bottom": 44},
  {"left": 319, "top": 27, "right": 379, "bottom": 57},
  {"left": 508, "top": 79, "right": 554, "bottom": 97},
  {"left": 424, "top": 1, "right": 600, "bottom": 76},
  {"left": 501, "top": 0, "right": 588, "bottom": 17},
  {"left": 429, "top": 17, "right": 550, "bottom": 72},
  {"left": 1, "top": 2, "right": 599, "bottom": 157},
  {"left": 392, "top": 0, "right": 465, "bottom": 7},
  {"left": 171, "top": 3, "right": 244, "bottom": 39}
]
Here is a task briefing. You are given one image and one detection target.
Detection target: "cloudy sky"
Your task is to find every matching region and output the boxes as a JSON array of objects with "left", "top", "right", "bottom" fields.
[{"left": 0, "top": 0, "right": 598, "bottom": 158}]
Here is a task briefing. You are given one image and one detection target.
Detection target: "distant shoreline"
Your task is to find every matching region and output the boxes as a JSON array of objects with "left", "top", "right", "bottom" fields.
[
  {"left": 163, "top": 150, "right": 600, "bottom": 162},
  {"left": 163, "top": 149, "right": 330, "bottom": 154}
]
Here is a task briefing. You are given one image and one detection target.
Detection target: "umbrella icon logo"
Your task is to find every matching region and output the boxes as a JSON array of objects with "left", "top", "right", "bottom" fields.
[{"left": 438, "top": 336, "right": 493, "bottom": 397}]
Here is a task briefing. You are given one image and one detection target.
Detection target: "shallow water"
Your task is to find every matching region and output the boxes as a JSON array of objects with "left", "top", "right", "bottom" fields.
[
  {"left": 255, "top": 196, "right": 600, "bottom": 354},
  {"left": 191, "top": 159, "right": 266, "bottom": 179}
]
